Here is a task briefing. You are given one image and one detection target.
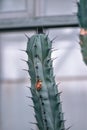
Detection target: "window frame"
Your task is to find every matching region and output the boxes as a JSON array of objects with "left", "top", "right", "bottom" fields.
[{"left": 0, "top": 14, "right": 78, "bottom": 31}]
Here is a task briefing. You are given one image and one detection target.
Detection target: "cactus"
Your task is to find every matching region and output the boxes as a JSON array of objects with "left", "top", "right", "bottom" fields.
[
  {"left": 25, "top": 33, "right": 70, "bottom": 130},
  {"left": 77, "top": 0, "right": 87, "bottom": 65}
]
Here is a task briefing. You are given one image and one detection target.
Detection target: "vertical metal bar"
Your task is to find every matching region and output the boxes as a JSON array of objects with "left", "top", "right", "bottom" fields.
[
  {"left": 37, "top": 27, "right": 44, "bottom": 33},
  {"left": 35, "top": 0, "right": 45, "bottom": 17}
]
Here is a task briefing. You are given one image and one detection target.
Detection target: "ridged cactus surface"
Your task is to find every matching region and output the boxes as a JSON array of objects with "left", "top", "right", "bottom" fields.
[
  {"left": 26, "top": 34, "right": 66, "bottom": 130},
  {"left": 79, "top": 34, "right": 87, "bottom": 65},
  {"left": 77, "top": 0, "right": 87, "bottom": 65}
]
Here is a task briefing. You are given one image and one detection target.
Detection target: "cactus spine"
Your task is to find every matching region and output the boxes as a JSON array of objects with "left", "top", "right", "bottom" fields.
[
  {"left": 25, "top": 33, "right": 68, "bottom": 130},
  {"left": 77, "top": 0, "right": 87, "bottom": 65}
]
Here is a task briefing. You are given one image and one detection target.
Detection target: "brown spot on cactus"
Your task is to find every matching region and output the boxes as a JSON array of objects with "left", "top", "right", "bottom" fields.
[
  {"left": 35, "top": 80, "right": 42, "bottom": 90},
  {"left": 80, "top": 28, "right": 87, "bottom": 35}
]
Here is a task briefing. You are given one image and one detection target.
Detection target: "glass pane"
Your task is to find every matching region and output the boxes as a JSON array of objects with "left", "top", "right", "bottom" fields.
[
  {"left": 0, "top": 0, "right": 35, "bottom": 19},
  {"left": 1, "top": 31, "right": 36, "bottom": 130},
  {"left": 0, "top": 0, "right": 26, "bottom": 12},
  {"left": 46, "top": 28, "right": 87, "bottom": 77},
  {"left": 59, "top": 81, "right": 87, "bottom": 130},
  {"left": 45, "top": 0, "right": 77, "bottom": 16},
  {"left": 1, "top": 83, "right": 35, "bottom": 130},
  {"left": 1, "top": 31, "right": 35, "bottom": 80},
  {"left": 0, "top": 0, "right": 77, "bottom": 17}
]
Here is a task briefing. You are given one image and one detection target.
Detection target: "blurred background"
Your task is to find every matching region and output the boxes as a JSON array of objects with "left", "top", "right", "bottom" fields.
[{"left": 0, "top": 0, "right": 87, "bottom": 130}]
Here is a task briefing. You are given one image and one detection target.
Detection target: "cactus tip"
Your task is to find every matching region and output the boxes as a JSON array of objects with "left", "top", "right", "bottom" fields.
[
  {"left": 29, "top": 122, "right": 38, "bottom": 125},
  {"left": 19, "top": 49, "right": 28, "bottom": 54},
  {"left": 22, "top": 69, "right": 28, "bottom": 72},
  {"left": 20, "top": 58, "right": 27, "bottom": 63}
]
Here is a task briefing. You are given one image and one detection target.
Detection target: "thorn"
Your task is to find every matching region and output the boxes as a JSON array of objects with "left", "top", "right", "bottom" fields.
[
  {"left": 57, "top": 101, "right": 62, "bottom": 106},
  {"left": 62, "top": 119, "right": 66, "bottom": 123},
  {"left": 52, "top": 57, "right": 58, "bottom": 61},
  {"left": 56, "top": 91, "right": 62, "bottom": 96},
  {"left": 45, "top": 34, "right": 48, "bottom": 40},
  {"left": 20, "top": 58, "right": 28, "bottom": 63},
  {"left": 47, "top": 57, "right": 51, "bottom": 61},
  {"left": 47, "top": 58, "right": 51, "bottom": 62},
  {"left": 26, "top": 86, "right": 30, "bottom": 89},
  {"left": 58, "top": 91, "right": 62, "bottom": 95},
  {"left": 46, "top": 30, "right": 49, "bottom": 38},
  {"left": 28, "top": 105, "right": 34, "bottom": 108},
  {"left": 47, "top": 48, "right": 51, "bottom": 52},
  {"left": 66, "top": 125, "right": 73, "bottom": 130},
  {"left": 48, "top": 47, "right": 53, "bottom": 51},
  {"left": 19, "top": 49, "right": 26, "bottom": 52},
  {"left": 24, "top": 33, "right": 30, "bottom": 39},
  {"left": 22, "top": 69, "right": 29, "bottom": 72},
  {"left": 77, "top": 1, "right": 80, "bottom": 7},
  {"left": 28, "top": 77, "right": 31, "bottom": 81},
  {"left": 52, "top": 48, "right": 59, "bottom": 52},
  {"left": 46, "top": 34, "right": 49, "bottom": 39},
  {"left": 51, "top": 47, "right": 55, "bottom": 50},
  {"left": 26, "top": 96, "right": 33, "bottom": 99},
  {"left": 51, "top": 36, "right": 58, "bottom": 43},
  {"left": 57, "top": 82, "right": 61, "bottom": 86},
  {"left": 19, "top": 49, "right": 28, "bottom": 54},
  {"left": 29, "top": 122, "right": 38, "bottom": 125}
]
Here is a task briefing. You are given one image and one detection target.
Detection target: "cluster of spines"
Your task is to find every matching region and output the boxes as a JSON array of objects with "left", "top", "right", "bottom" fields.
[{"left": 22, "top": 34, "right": 71, "bottom": 130}]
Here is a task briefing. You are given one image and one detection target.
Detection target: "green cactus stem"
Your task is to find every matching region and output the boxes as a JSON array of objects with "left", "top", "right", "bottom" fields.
[
  {"left": 79, "top": 34, "right": 87, "bottom": 65},
  {"left": 77, "top": 0, "right": 87, "bottom": 65},
  {"left": 25, "top": 33, "right": 69, "bottom": 130}
]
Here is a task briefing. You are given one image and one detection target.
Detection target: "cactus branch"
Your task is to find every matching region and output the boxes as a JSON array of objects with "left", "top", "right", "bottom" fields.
[
  {"left": 77, "top": 0, "right": 87, "bottom": 65},
  {"left": 26, "top": 34, "right": 65, "bottom": 130}
]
